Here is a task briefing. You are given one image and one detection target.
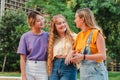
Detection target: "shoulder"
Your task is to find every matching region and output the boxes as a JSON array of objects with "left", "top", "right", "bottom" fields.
[
  {"left": 77, "top": 31, "right": 83, "bottom": 36},
  {"left": 76, "top": 31, "right": 82, "bottom": 39},
  {"left": 42, "top": 30, "right": 48, "bottom": 34},
  {"left": 43, "top": 31, "right": 49, "bottom": 37},
  {"left": 92, "top": 29, "right": 105, "bottom": 43},
  {"left": 42, "top": 31, "right": 49, "bottom": 40},
  {"left": 71, "top": 32, "right": 77, "bottom": 40},
  {"left": 20, "top": 31, "right": 31, "bottom": 39},
  {"left": 92, "top": 29, "right": 99, "bottom": 37},
  {"left": 92, "top": 29, "right": 100, "bottom": 34}
]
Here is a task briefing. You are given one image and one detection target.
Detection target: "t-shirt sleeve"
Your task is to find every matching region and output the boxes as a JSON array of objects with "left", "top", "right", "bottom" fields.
[{"left": 17, "top": 34, "right": 27, "bottom": 55}]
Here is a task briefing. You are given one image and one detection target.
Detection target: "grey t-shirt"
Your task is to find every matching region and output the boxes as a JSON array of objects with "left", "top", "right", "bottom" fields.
[{"left": 17, "top": 31, "right": 48, "bottom": 61}]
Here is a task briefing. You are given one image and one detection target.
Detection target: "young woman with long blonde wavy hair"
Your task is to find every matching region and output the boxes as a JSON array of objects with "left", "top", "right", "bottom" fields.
[{"left": 47, "top": 14, "right": 77, "bottom": 80}]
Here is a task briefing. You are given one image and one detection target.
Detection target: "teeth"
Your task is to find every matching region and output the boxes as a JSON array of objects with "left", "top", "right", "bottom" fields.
[{"left": 63, "top": 28, "right": 66, "bottom": 31}]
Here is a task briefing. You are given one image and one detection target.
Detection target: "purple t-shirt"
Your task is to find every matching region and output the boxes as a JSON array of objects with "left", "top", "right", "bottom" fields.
[{"left": 17, "top": 31, "right": 48, "bottom": 61}]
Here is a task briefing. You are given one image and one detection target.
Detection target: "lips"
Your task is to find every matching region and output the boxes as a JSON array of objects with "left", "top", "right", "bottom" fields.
[{"left": 60, "top": 27, "right": 66, "bottom": 31}]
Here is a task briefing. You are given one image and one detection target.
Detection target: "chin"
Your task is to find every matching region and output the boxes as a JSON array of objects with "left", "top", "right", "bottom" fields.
[
  {"left": 76, "top": 26, "right": 79, "bottom": 28},
  {"left": 60, "top": 30, "right": 64, "bottom": 33},
  {"left": 77, "top": 25, "right": 81, "bottom": 28},
  {"left": 40, "top": 26, "right": 44, "bottom": 28}
]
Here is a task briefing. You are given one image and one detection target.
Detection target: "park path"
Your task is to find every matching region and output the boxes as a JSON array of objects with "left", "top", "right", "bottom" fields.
[
  {"left": 0, "top": 76, "right": 21, "bottom": 80},
  {"left": 0, "top": 76, "right": 79, "bottom": 80}
]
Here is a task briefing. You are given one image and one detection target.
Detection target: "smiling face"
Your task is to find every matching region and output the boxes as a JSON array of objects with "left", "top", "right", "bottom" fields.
[
  {"left": 55, "top": 17, "right": 67, "bottom": 34},
  {"left": 51, "top": 14, "right": 71, "bottom": 37}
]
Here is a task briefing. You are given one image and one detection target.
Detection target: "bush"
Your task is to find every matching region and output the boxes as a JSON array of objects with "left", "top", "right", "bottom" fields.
[{"left": 0, "top": 9, "right": 28, "bottom": 71}]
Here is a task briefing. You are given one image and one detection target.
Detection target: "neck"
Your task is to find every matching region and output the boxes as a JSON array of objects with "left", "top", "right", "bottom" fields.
[
  {"left": 31, "top": 28, "right": 42, "bottom": 34},
  {"left": 81, "top": 24, "right": 91, "bottom": 32},
  {"left": 59, "top": 32, "right": 65, "bottom": 38}
]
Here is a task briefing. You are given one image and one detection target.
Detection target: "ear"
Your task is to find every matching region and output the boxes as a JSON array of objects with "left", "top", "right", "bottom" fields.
[
  {"left": 80, "top": 17, "right": 84, "bottom": 23},
  {"left": 78, "top": 17, "right": 84, "bottom": 23}
]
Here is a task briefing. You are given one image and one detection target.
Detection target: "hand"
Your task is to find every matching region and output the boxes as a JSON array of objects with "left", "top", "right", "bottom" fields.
[
  {"left": 22, "top": 75, "right": 27, "bottom": 80},
  {"left": 65, "top": 53, "right": 72, "bottom": 65},
  {"left": 71, "top": 53, "right": 83, "bottom": 64}
]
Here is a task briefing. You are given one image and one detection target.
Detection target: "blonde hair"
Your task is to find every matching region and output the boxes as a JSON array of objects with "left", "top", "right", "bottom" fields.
[
  {"left": 47, "top": 14, "right": 74, "bottom": 75},
  {"left": 76, "top": 8, "right": 103, "bottom": 33},
  {"left": 27, "top": 11, "right": 42, "bottom": 29}
]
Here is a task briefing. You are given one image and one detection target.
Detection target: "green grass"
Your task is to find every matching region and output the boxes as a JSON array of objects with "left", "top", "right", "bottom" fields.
[
  {"left": 77, "top": 71, "right": 120, "bottom": 80},
  {"left": 108, "top": 72, "right": 120, "bottom": 80},
  {"left": 0, "top": 72, "right": 21, "bottom": 77},
  {"left": 0, "top": 71, "right": 120, "bottom": 80}
]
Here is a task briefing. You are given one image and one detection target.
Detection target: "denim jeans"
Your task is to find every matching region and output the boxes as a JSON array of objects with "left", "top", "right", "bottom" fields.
[
  {"left": 49, "top": 58, "right": 77, "bottom": 80},
  {"left": 80, "top": 60, "right": 108, "bottom": 80}
]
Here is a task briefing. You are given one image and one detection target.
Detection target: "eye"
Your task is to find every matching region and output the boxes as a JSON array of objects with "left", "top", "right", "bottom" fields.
[
  {"left": 36, "top": 19, "right": 41, "bottom": 22},
  {"left": 36, "top": 17, "right": 45, "bottom": 22},
  {"left": 40, "top": 17, "right": 45, "bottom": 21},
  {"left": 56, "top": 22, "right": 62, "bottom": 25},
  {"left": 63, "top": 21, "right": 66, "bottom": 24}
]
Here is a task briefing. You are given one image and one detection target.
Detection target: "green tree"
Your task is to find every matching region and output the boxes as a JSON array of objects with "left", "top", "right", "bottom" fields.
[
  {"left": 25, "top": 0, "right": 79, "bottom": 33},
  {"left": 0, "top": 9, "right": 28, "bottom": 72}
]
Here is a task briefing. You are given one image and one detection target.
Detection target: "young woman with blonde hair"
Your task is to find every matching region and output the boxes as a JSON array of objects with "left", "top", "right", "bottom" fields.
[
  {"left": 71, "top": 8, "right": 108, "bottom": 80},
  {"left": 47, "top": 14, "right": 77, "bottom": 80}
]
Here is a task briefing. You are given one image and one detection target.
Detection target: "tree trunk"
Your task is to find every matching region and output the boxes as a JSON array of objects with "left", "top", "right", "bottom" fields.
[{"left": 2, "top": 54, "right": 7, "bottom": 72}]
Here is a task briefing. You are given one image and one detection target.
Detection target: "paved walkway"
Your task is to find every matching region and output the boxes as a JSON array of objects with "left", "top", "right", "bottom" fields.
[
  {"left": 0, "top": 76, "right": 79, "bottom": 80},
  {"left": 0, "top": 76, "right": 21, "bottom": 80}
]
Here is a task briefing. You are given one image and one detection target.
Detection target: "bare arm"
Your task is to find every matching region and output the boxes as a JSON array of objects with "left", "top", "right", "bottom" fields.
[
  {"left": 85, "top": 33, "right": 106, "bottom": 61},
  {"left": 71, "top": 33, "right": 107, "bottom": 63},
  {"left": 20, "top": 54, "right": 27, "bottom": 80}
]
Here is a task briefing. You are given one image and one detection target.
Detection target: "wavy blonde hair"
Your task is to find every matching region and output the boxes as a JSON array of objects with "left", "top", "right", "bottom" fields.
[
  {"left": 47, "top": 14, "right": 74, "bottom": 75},
  {"left": 76, "top": 8, "right": 103, "bottom": 33}
]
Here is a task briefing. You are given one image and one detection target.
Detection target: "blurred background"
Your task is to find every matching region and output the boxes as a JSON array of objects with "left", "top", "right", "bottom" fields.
[{"left": 0, "top": 0, "right": 120, "bottom": 79}]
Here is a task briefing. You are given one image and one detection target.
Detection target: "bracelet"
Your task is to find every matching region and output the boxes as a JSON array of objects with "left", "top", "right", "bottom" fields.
[{"left": 83, "top": 54, "right": 86, "bottom": 60}]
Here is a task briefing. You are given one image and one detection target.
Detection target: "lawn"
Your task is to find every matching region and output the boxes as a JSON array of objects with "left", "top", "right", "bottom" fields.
[
  {"left": 108, "top": 72, "right": 120, "bottom": 80},
  {"left": 0, "top": 72, "right": 20, "bottom": 77},
  {"left": 0, "top": 71, "right": 120, "bottom": 80},
  {"left": 77, "top": 71, "right": 120, "bottom": 80}
]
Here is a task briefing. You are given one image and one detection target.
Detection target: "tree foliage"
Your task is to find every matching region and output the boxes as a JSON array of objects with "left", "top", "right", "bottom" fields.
[
  {"left": 0, "top": 9, "right": 27, "bottom": 53},
  {"left": 0, "top": 9, "right": 28, "bottom": 71},
  {"left": 26, "top": 0, "right": 79, "bottom": 32}
]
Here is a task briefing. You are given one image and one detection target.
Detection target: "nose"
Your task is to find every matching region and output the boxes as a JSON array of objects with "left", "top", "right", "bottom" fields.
[
  {"left": 74, "top": 19, "right": 76, "bottom": 23},
  {"left": 40, "top": 19, "right": 45, "bottom": 24},
  {"left": 61, "top": 22, "right": 65, "bottom": 26},
  {"left": 41, "top": 19, "right": 45, "bottom": 22}
]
